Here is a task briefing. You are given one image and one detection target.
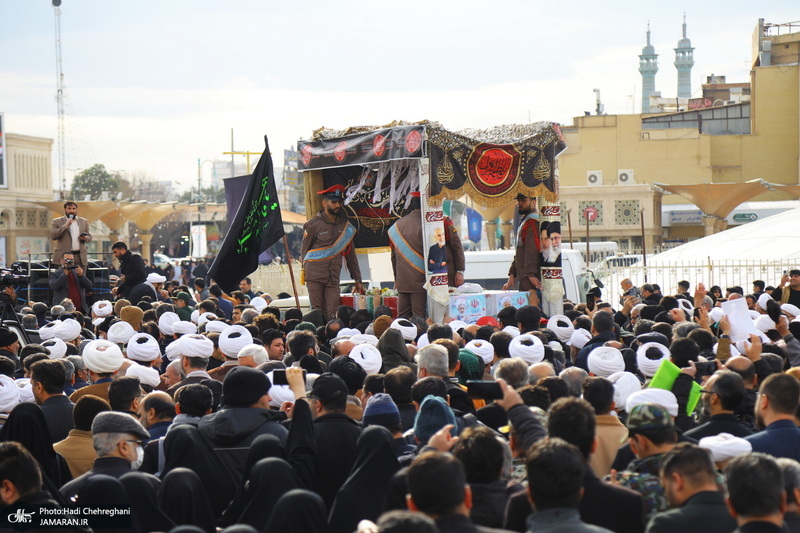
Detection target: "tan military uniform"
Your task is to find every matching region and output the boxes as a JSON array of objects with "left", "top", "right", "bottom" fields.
[
  {"left": 508, "top": 217, "right": 540, "bottom": 292},
  {"left": 391, "top": 211, "right": 465, "bottom": 318},
  {"left": 301, "top": 211, "right": 362, "bottom": 319}
]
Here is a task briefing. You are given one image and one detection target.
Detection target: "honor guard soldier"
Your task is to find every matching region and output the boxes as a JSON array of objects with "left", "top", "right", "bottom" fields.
[
  {"left": 301, "top": 185, "right": 364, "bottom": 319},
  {"left": 389, "top": 192, "right": 465, "bottom": 319},
  {"left": 504, "top": 192, "right": 542, "bottom": 306}
]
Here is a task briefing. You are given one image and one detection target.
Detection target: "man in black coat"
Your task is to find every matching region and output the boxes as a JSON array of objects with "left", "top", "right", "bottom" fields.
[
  {"left": 685, "top": 370, "right": 753, "bottom": 441},
  {"left": 111, "top": 241, "right": 146, "bottom": 300},
  {"left": 30, "top": 359, "right": 74, "bottom": 443},
  {"left": 645, "top": 443, "right": 736, "bottom": 533},
  {"left": 308, "top": 372, "right": 362, "bottom": 510}
]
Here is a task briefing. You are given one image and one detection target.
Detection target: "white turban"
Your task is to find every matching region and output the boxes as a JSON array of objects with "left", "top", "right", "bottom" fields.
[
  {"left": 39, "top": 322, "right": 58, "bottom": 341},
  {"left": 266, "top": 372, "right": 295, "bottom": 408},
  {"left": 108, "top": 321, "right": 136, "bottom": 344},
  {"left": 92, "top": 300, "right": 113, "bottom": 317},
  {"left": 546, "top": 315, "right": 574, "bottom": 344},
  {"left": 502, "top": 325, "right": 520, "bottom": 338},
  {"left": 465, "top": 339, "right": 495, "bottom": 365},
  {"left": 448, "top": 320, "right": 468, "bottom": 332},
  {"left": 677, "top": 298, "right": 694, "bottom": 314},
  {"left": 337, "top": 328, "right": 361, "bottom": 339},
  {"left": 626, "top": 388, "right": 679, "bottom": 417},
  {"left": 250, "top": 296, "right": 268, "bottom": 313},
  {"left": 348, "top": 344, "right": 383, "bottom": 375},
  {"left": 82, "top": 339, "right": 124, "bottom": 373},
  {"left": 636, "top": 342, "right": 670, "bottom": 377},
  {"left": 416, "top": 333, "right": 429, "bottom": 349},
  {"left": 219, "top": 325, "right": 253, "bottom": 358},
  {"left": 126, "top": 333, "right": 161, "bottom": 362},
  {"left": 608, "top": 371, "right": 641, "bottom": 410},
  {"left": 509, "top": 334, "right": 544, "bottom": 365},
  {"left": 756, "top": 293, "right": 773, "bottom": 311},
  {"left": 709, "top": 308, "right": 724, "bottom": 323},
  {"left": 190, "top": 310, "right": 200, "bottom": 324},
  {"left": 197, "top": 312, "right": 218, "bottom": 327},
  {"left": 587, "top": 346, "right": 625, "bottom": 378},
  {"left": 754, "top": 314, "right": 776, "bottom": 333},
  {"left": 699, "top": 433, "right": 753, "bottom": 463},
  {"left": 172, "top": 321, "right": 197, "bottom": 336},
  {"left": 568, "top": 328, "right": 592, "bottom": 349},
  {"left": 41, "top": 338, "right": 67, "bottom": 360},
  {"left": 15, "top": 378, "right": 34, "bottom": 404},
  {"left": 158, "top": 312, "right": 180, "bottom": 336},
  {"left": 146, "top": 273, "right": 167, "bottom": 284},
  {"left": 176, "top": 334, "right": 213, "bottom": 359},
  {"left": 782, "top": 304, "right": 800, "bottom": 318},
  {"left": 390, "top": 319, "right": 417, "bottom": 342},
  {"left": 125, "top": 363, "right": 161, "bottom": 388},
  {"left": 0, "top": 375, "right": 20, "bottom": 413},
  {"left": 165, "top": 341, "right": 181, "bottom": 362},
  {"left": 237, "top": 344, "right": 268, "bottom": 366},
  {"left": 350, "top": 334, "right": 379, "bottom": 347},
  {"left": 54, "top": 319, "right": 82, "bottom": 342},
  {"left": 205, "top": 320, "right": 228, "bottom": 333},
  {"left": 748, "top": 310, "right": 761, "bottom": 320}
]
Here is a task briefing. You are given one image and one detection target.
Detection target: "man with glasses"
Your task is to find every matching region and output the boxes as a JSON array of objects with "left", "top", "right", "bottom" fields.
[
  {"left": 301, "top": 185, "right": 363, "bottom": 319},
  {"left": 60, "top": 411, "right": 150, "bottom": 500}
]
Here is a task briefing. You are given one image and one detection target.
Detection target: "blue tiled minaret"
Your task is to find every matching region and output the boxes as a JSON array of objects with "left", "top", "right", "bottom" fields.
[
  {"left": 639, "top": 23, "right": 658, "bottom": 113},
  {"left": 674, "top": 14, "right": 694, "bottom": 98}
]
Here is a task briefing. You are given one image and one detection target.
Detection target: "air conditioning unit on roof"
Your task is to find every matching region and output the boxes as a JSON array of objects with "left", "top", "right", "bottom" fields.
[{"left": 586, "top": 171, "right": 603, "bottom": 186}]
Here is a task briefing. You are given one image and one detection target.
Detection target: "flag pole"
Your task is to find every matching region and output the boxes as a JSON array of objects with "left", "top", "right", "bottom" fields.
[{"left": 283, "top": 235, "right": 301, "bottom": 309}]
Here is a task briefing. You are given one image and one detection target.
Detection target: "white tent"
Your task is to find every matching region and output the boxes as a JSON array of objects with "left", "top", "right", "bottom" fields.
[
  {"left": 649, "top": 207, "right": 800, "bottom": 264},
  {"left": 599, "top": 208, "right": 800, "bottom": 303}
]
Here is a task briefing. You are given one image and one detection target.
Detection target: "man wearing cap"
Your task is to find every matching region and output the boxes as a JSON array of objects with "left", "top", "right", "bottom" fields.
[
  {"left": 197, "top": 366, "right": 288, "bottom": 481},
  {"left": 389, "top": 191, "right": 465, "bottom": 319},
  {"left": 503, "top": 193, "right": 542, "bottom": 306},
  {"left": 49, "top": 252, "right": 93, "bottom": 314},
  {"left": 173, "top": 292, "right": 195, "bottom": 322},
  {"left": 50, "top": 200, "right": 92, "bottom": 271},
  {"left": 307, "top": 372, "right": 362, "bottom": 510},
  {"left": 60, "top": 411, "right": 150, "bottom": 500},
  {"left": 614, "top": 403, "right": 678, "bottom": 519},
  {"left": 111, "top": 241, "right": 146, "bottom": 300},
  {"left": 301, "top": 184, "right": 364, "bottom": 320}
]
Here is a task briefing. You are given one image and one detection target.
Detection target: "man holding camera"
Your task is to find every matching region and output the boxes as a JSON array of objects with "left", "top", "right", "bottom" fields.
[
  {"left": 50, "top": 201, "right": 92, "bottom": 270},
  {"left": 49, "top": 252, "right": 92, "bottom": 314}
]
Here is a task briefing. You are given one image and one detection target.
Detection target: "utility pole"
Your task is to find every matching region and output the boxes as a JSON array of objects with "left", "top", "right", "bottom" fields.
[{"left": 53, "top": 0, "right": 66, "bottom": 197}]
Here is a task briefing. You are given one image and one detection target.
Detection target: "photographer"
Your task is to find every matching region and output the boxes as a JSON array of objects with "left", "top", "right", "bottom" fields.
[
  {"left": 49, "top": 252, "right": 92, "bottom": 314},
  {"left": 49, "top": 200, "right": 92, "bottom": 270}
]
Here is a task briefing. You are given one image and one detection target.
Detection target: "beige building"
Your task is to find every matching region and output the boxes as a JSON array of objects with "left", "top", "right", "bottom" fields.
[
  {"left": 556, "top": 18, "right": 800, "bottom": 247},
  {"left": 0, "top": 133, "right": 54, "bottom": 268}
]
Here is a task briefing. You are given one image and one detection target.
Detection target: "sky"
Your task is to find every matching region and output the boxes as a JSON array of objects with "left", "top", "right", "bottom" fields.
[{"left": 1, "top": 0, "right": 798, "bottom": 195}]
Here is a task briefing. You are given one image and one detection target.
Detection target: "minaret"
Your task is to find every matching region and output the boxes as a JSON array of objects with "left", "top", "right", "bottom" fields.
[
  {"left": 674, "top": 14, "right": 694, "bottom": 98},
  {"left": 639, "top": 23, "right": 658, "bottom": 113}
]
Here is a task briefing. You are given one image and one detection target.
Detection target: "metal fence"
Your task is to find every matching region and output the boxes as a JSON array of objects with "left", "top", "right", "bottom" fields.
[{"left": 598, "top": 259, "right": 794, "bottom": 306}]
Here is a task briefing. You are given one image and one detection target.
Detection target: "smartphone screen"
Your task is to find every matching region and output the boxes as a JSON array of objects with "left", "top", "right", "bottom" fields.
[{"left": 466, "top": 381, "right": 504, "bottom": 400}]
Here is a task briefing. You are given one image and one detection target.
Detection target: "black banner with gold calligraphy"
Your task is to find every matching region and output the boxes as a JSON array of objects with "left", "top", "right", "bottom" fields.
[
  {"left": 428, "top": 123, "right": 566, "bottom": 206},
  {"left": 209, "top": 136, "right": 284, "bottom": 293}
]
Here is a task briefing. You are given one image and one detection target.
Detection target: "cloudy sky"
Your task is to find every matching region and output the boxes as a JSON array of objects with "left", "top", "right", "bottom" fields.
[{"left": 1, "top": 1, "right": 797, "bottom": 193}]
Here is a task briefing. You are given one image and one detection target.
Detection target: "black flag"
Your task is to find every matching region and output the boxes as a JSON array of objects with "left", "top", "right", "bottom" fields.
[{"left": 209, "top": 135, "right": 284, "bottom": 293}]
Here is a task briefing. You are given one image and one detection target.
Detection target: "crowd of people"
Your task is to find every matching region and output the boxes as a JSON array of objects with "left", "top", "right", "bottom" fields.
[{"left": 1, "top": 267, "right": 800, "bottom": 533}]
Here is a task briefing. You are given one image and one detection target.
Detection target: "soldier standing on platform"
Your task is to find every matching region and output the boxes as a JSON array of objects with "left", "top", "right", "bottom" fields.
[
  {"left": 389, "top": 192, "right": 465, "bottom": 319},
  {"left": 503, "top": 193, "right": 541, "bottom": 307},
  {"left": 301, "top": 185, "right": 364, "bottom": 319}
]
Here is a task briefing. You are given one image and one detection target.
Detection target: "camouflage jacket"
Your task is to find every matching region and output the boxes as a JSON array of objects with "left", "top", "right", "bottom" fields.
[{"left": 614, "top": 453, "right": 668, "bottom": 519}]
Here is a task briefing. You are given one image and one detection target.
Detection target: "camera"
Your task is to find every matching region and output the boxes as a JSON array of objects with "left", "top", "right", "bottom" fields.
[
  {"left": 63, "top": 259, "right": 77, "bottom": 270},
  {"left": 0, "top": 269, "right": 31, "bottom": 287}
]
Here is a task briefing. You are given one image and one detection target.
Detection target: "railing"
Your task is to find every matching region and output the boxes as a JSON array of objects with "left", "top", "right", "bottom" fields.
[
  {"left": 15, "top": 252, "right": 112, "bottom": 307},
  {"left": 597, "top": 258, "right": 793, "bottom": 306}
]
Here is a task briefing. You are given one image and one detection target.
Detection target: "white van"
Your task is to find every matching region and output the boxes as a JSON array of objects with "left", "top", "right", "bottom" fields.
[{"left": 462, "top": 249, "right": 590, "bottom": 304}]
